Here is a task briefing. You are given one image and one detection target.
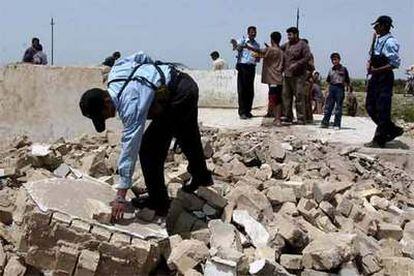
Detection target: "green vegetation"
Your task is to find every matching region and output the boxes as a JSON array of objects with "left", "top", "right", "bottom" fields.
[{"left": 320, "top": 79, "right": 414, "bottom": 122}]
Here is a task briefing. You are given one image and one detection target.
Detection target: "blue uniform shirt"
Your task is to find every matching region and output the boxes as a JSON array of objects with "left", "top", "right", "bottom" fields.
[
  {"left": 373, "top": 33, "right": 401, "bottom": 68},
  {"left": 235, "top": 37, "right": 261, "bottom": 65},
  {"left": 107, "top": 52, "right": 172, "bottom": 190}
]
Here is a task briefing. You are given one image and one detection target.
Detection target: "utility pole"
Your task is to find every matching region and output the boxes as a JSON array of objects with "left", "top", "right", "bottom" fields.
[
  {"left": 50, "top": 17, "right": 55, "bottom": 65},
  {"left": 296, "top": 7, "right": 300, "bottom": 30}
]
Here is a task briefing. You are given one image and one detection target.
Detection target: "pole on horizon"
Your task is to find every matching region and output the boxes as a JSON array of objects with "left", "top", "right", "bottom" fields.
[
  {"left": 50, "top": 17, "right": 55, "bottom": 65},
  {"left": 296, "top": 7, "right": 300, "bottom": 30}
]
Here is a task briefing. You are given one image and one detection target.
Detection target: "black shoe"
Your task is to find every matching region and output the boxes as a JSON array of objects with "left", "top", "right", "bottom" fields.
[
  {"left": 320, "top": 123, "right": 329, "bottom": 128},
  {"left": 386, "top": 127, "right": 404, "bottom": 142},
  {"left": 364, "top": 140, "right": 385, "bottom": 148},
  {"left": 182, "top": 177, "right": 214, "bottom": 193},
  {"left": 131, "top": 197, "right": 171, "bottom": 216},
  {"left": 239, "top": 114, "right": 249, "bottom": 120},
  {"left": 246, "top": 113, "right": 253, "bottom": 118}
]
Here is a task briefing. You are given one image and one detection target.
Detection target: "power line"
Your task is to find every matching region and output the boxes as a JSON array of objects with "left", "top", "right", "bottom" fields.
[{"left": 50, "top": 17, "right": 55, "bottom": 65}]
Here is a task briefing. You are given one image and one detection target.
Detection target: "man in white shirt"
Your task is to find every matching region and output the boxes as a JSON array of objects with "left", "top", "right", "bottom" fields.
[{"left": 210, "top": 51, "right": 228, "bottom": 71}]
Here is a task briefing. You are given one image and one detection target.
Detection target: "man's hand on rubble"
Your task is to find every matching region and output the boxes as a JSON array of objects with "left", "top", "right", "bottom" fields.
[{"left": 111, "top": 189, "right": 127, "bottom": 222}]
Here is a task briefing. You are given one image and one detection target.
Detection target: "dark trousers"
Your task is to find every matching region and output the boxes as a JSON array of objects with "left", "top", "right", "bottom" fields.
[
  {"left": 139, "top": 73, "right": 211, "bottom": 205},
  {"left": 322, "top": 85, "right": 345, "bottom": 127},
  {"left": 283, "top": 75, "right": 306, "bottom": 122},
  {"left": 366, "top": 71, "right": 398, "bottom": 143},
  {"left": 236, "top": 63, "right": 256, "bottom": 116}
]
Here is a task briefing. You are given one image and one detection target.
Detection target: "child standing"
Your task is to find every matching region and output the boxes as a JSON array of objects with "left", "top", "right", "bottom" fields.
[{"left": 321, "top": 53, "right": 350, "bottom": 129}]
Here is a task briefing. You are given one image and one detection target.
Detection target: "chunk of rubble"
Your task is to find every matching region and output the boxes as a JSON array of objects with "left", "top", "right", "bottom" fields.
[
  {"left": 249, "top": 259, "right": 293, "bottom": 276},
  {"left": 232, "top": 210, "right": 270, "bottom": 248},
  {"left": 302, "top": 233, "right": 356, "bottom": 271},
  {"left": 209, "top": 219, "right": 242, "bottom": 251},
  {"left": 167, "top": 239, "right": 209, "bottom": 274},
  {"left": 204, "top": 260, "right": 237, "bottom": 276},
  {"left": 266, "top": 186, "right": 296, "bottom": 206},
  {"left": 85, "top": 198, "right": 112, "bottom": 224},
  {"left": 313, "top": 181, "right": 352, "bottom": 203},
  {"left": 226, "top": 185, "right": 273, "bottom": 222},
  {"left": 4, "top": 256, "right": 26, "bottom": 276},
  {"left": 280, "top": 254, "right": 303, "bottom": 270}
]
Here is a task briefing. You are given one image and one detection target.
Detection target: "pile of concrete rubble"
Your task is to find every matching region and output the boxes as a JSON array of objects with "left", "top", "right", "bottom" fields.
[{"left": 0, "top": 127, "right": 414, "bottom": 275}]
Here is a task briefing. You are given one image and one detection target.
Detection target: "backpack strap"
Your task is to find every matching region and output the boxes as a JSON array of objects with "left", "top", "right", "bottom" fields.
[{"left": 108, "top": 62, "right": 172, "bottom": 101}]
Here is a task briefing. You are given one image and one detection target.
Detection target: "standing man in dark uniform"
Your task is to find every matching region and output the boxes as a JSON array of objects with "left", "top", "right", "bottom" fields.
[
  {"left": 365, "top": 16, "right": 404, "bottom": 148},
  {"left": 231, "top": 26, "right": 261, "bottom": 120}
]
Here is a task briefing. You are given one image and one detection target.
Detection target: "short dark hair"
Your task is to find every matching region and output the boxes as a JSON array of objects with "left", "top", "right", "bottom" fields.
[
  {"left": 210, "top": 51, "right": 220, "bottom": 59},
  {"left": 286, "top": 27, "right": 299, "bottom": 35},
  {"left": 270, "top": 32, "right": 281, "bottom": 44},
  {"left": 302, "top": 38, "right": 309, "bottom": 44},
  {"left": 247, "top": 26, "right": 257, "bottom": 32},
  {"left": 32, "top": 37, "right": 40, "bottom": 44},
  {"left": 113, "top": 51, "right": 121, "bottom": 59},
  {"left": 330, "top": 52, "right": 341, "bottom": 59}
]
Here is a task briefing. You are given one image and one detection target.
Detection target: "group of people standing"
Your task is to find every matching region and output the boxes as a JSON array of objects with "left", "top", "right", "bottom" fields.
[
  {"left": 231, "top": 25, "right": 353, "bottom": 128},
  {"left": 230, "top": 15, "right": 403, "bottom": 147}
]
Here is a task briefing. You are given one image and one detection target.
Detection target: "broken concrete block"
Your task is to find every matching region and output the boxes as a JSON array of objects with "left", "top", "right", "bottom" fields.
[
  {"left": 204, "top": 260, "right": 237, "bottom": 276},
  {"left": 249, "top": 259, "right": 293, "bottom": 276},
  {"left": 370, "top": 195, "right": 390, "bottom": 210},
  {"left": 81, "top": 151, "right": 110, "bottom": 178},
  {"left": 254, "top": 246, "right": 276, "bottom": 263},
  {"left": 85, "top": 198, "right": 111, "bottom": 224},
  {"left": 360, "top": 254, "right": 381, "bottom": 275},
  {"left": 279, "top": 180, "right": 307, "bottom": 199},
  {"left": 55, "top": 245, "right": 79, "bottom": 274},
  {"left": 302, "top": 233, "right": 356, "bottom": 271},
  {"left": 196, "top": 186, "right": 227, "bottom": 209},
  {"left": 232, "top": 210, "right": 270, "bottom": 248},
  {"left": 167, "top": 239, "right": 209, "bottom": 274},
  {"left": 313, "top": 181, "right": 352, "bottom": 203},
  {"left": 318, "top": 201, "right": 335, "bottom": 219},
  {"left": 378, "top": 238, "right": 403, "bottom": 258},
  {"left": 266, "top": 186, "right": 296, "bottom": 206},
  {"left": 190, "top": 228, "right": 210, "bottom": 246},
  {"left": 381, "top": 257, "right": 414, "bottom": 276},
  {"left": 208, "top": 219, "right": 242, "bottom": 251},
  {"left": 315, "top": 215, "right": 337, "bottom": 232},
  {"left": 338, "top": 261, "right": 359, "bottom": 276},
  {"left": 74, "top": 250, "right": 100, "bottom": 276},
  {"left": 273, "top": 214, "right": 309, "bottom": 248},
  {"left": 269, "top": 142, "right": 286, "bottom": 162},
  {"left": 184, "top": 268, "right": 203, "bottom": 276},
  {"left": 136, "top": 208, "right": 156, "bottom": 222},
  {"left": 54, "top": 163, "right": 71, "bottom": 178},
  {"left": 278, "top": 202, "right": 299, "bottom": 217},
  {"left": 3, "top": 256, "right": 26, "bottom": 276},
  {"left": 201, "top": 137, "right": 214, "bottom": 158},
  {"left": 377, "top": 223, "right": 403, "bottom": 241},
  {"left": 297, "top": 198, "right": 320, "bottom": 223},
  {"left": 176, "top": 189, "right": 205, "bottom": 211},
  {"left": 280, "top": 254, "right": 303, "bottom": 270},
  {"left": 91, "top": 225, "right": 112, "bottom": 241},
  {"left": 203, "top": 204, "right": 218, "bottom": 217},
  {"left": 226, "top": 185, "right": 273, "bottom": 222},
  {"left": 336, "top": 196, "right": 354, "bottom": 217}
]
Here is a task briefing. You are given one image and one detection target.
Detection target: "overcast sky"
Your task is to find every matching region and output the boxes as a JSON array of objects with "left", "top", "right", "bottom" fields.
[{"left": 0, "top": 0, "right": 413, "bottom": 77}]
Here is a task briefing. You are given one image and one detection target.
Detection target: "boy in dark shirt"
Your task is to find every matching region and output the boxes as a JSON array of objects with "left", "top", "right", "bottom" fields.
[{"left": 321, "top": 52, "right": 350, "bottom": 129}]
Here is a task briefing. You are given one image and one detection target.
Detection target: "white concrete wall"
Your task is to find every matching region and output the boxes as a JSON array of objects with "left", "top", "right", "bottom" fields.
[{"left": 0, "top": 65, "right": 267, "bottom": 142}]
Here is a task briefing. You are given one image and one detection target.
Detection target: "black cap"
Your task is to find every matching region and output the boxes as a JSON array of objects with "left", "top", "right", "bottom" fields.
[
  {"left": 79, "top": 88, "right": 107, "bottom": 133},
  {"left": 372, "top": 15, "right": 394, "bottom": 28}
]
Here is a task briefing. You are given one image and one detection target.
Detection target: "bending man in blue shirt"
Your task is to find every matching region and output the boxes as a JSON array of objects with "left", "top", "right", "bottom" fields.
[{"left": 79, "top": 52, "right": 213, "bottom": 221}]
